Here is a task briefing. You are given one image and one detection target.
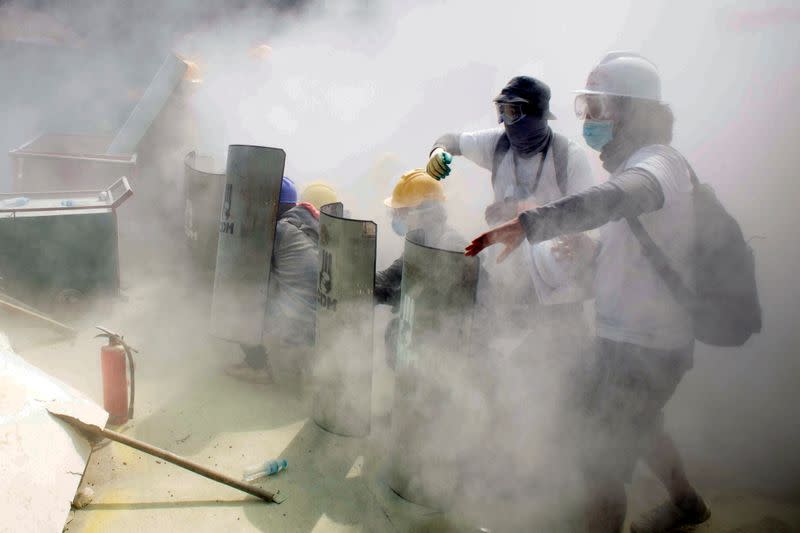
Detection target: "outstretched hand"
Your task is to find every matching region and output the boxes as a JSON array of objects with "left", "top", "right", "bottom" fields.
[{"left": 464, "top": 218, "right": 526, "bottom": 262}]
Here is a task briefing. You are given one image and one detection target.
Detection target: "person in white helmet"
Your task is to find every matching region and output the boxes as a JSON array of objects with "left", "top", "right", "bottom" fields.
[{"left": 466, "top": 52, "right": 710, "bottom": 533}]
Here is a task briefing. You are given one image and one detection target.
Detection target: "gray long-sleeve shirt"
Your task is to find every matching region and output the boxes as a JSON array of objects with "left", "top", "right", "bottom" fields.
[
  {"left": 517, "top": 144, "right": 695, "bottom": 350},
  {"left": 518, "top": 168, "right": 665, "bottom": 243}
]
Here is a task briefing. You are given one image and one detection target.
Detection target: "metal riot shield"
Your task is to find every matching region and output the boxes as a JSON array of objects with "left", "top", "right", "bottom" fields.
[
  {"left": 183, "top": 151, "right": 226, "bottom": 271},
  {"left": 388, "top": 229, "right": 480, "bottom": 509},
  {"left": 312, "top": 203, "right": 377, "bottom": 437},
  {"left": 210, "top": 145, "right": 285, "bottom": 345}
]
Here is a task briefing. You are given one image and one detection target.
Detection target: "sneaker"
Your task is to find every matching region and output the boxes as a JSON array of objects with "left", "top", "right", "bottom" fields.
[
  {"left": 225, "top": 362, "right": 273, "bottom": 384},
  {"left": 630, "top": 496, "right": 710, "bottom": 533}
]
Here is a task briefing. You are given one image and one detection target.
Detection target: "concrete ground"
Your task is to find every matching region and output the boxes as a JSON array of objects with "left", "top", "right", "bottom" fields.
[{"left": 5, "top": 275, "right": 800, "bottom": 533}]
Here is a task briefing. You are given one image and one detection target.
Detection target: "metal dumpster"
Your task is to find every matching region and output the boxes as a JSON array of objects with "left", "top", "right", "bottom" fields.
[
  {"left": 0, "top": 178, "right": 132, "bottom": 317},
  {"left": 9, "top": 133, "right": 137, "bottom": 192}
]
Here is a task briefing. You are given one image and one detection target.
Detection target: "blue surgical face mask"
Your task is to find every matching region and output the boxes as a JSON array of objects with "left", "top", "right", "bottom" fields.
[
  {"left": 583, "top": 119, "right": 614, "bottom": 151},
  {"left": 391, "top": 217, "right": 407, "bottom": 237}
]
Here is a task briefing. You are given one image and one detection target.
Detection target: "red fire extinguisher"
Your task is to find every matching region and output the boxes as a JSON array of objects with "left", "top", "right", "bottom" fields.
[{"left": 95, "top": 326, "right": 138, "bottom": 426}]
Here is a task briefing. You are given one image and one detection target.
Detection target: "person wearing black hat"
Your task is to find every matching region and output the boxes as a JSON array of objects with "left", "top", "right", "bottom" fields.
[
  {"left": 425, "top": 75, "right": 595, "bottom": 327},
  {"left": 427, "top": 76, "right": 593, "bottom": 225},
  {"left": 426, "top": 76, "right": 598, "bottom": 507}
]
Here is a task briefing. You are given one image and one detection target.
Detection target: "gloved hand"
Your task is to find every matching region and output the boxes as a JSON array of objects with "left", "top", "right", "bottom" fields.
[{"left": 426, "top": 148, "right": 452, "bottom": 180}]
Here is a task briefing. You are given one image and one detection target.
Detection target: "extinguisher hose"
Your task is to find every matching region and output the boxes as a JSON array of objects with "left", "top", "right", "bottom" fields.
[{"left": 124, "top": 344, "right": 135, "bottom": 420}]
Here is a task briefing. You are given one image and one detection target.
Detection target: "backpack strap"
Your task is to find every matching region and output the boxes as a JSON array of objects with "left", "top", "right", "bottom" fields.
[
  {"left": 626, "top": 216, "right": 695, "bottom": 309},
  {"left": 491, "top": 133, "right": 511, "bottom": 191},
  {"left": 627, "top": 152, "right": 700, "bottom": 309},
  {"left": 491, "top": 132, "right": 555, "bottom": 196},
  {"left": 663, "top": 144, "right": 700, "bottom": 188},
  {"left": 551, "top": 132, "right": 570, "bottom": 195}
]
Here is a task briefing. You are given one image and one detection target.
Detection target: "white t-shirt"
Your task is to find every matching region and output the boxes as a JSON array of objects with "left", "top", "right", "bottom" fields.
[
  {"left": 459, "top": 128, "right": 595, "bottom": 305},
  {"left": 594, "top": 144, "right": 695, "bottom": 350}
]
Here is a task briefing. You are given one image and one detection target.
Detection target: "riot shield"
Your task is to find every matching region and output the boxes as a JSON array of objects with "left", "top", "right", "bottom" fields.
[
  {"left": 388, "top": 229, "right": 480, "bottom": 509},
  {"left": 183, "top": 151, "right": 226, "bottom": 271},
  {"left": 210, "top": 145, "right": 285, "bottom": 345},
  {"left": 312, "top": 203, "right": 376, "bottom": 437}
]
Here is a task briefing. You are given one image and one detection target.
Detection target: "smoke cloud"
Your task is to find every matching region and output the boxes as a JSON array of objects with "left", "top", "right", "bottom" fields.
[{"left": 1, "top": 0, "right": 798, "bottom": 530}]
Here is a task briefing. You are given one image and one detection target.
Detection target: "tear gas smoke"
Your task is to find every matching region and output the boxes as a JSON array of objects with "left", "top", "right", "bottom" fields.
[{"left": 1, "top": 0, "right": 798, "bottom": 529}]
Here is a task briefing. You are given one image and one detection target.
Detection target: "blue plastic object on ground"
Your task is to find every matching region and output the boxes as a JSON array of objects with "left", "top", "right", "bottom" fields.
[{"left": 242, "top": 459, "right": 288, "bottom": 482}]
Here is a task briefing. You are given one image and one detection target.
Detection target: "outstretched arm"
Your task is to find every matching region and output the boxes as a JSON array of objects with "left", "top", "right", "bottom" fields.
[
  {"left": 519, "top": 168, "right": 664, "bottom": 241},
  {"left": 466, "top": 168, "right": 665, "bottom": 258}
]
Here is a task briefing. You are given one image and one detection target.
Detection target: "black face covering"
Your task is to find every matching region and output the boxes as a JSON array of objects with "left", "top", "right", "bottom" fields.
[{"left": 505, "top": 115, "right": 552, "bottom": 157}]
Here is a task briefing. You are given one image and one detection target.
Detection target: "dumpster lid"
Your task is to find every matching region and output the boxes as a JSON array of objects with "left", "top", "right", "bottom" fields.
[
  {"left": 106, "top": 54, "right": 188, "bottom": 155},
  {"left": 9, "top": 133, "right": 137, "bottom": 162},
  {"left": 0, "top": 176, "right": 133, "bottom": 214}
]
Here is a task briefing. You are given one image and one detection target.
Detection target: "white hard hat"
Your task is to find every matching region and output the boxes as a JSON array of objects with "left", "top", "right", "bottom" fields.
[{"left": 575, "top": 51, "right": 662, "bottom": 102}]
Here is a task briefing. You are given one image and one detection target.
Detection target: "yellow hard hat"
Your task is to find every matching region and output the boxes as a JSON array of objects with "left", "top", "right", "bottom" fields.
[
  {"left": 300, "top": 182, "right": 338, "bottom": 210},
  {"left": 383, "top": 169, "right": 445, "bottom": 209}
]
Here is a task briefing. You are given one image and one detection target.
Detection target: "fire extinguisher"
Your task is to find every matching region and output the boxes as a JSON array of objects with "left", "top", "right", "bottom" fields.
[{"left": 95, "top": 326, "right": 138, "bottom": 426}]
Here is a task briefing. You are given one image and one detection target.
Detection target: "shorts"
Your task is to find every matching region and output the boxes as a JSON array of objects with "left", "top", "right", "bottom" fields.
[{"left": 579, "top": 337, "right": 694, "bottom": 484}]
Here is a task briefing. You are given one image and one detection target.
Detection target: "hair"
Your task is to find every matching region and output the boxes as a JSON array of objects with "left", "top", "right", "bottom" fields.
[{"left": 612, "top": 96, "right": 675, "bottom": 146}]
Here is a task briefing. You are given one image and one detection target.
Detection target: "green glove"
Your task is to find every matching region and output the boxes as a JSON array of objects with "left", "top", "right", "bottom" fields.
[{"left": 426, "top": 148, "right": 453, "bottom": 180}]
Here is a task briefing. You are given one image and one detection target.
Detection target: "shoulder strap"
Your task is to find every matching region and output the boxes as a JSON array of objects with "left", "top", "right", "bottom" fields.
[
  {"left": 552, "top": 132, "right": 570, "bottom": 195},
  {"left": 491, "top": 133, "right": 511, "bottom": 189},
  {"left": 686, "top": 160, "right": 699, "bottom": 187},
  {"left": 626, "top": 147, "right": 701, "bottom": 308},
  {"left": 662, "top": 144, "right": 699, "bottom": 188},
  {"left": 626, "top": 217, "right": 695, "bottom": 309},
  {"left": 492, "top": 131, "right": 573, "bottom": 196}
]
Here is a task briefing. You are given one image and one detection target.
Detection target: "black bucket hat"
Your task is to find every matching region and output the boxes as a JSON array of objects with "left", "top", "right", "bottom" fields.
[{"left": 494, "top": 76, "right": 557, "bottom": 120}]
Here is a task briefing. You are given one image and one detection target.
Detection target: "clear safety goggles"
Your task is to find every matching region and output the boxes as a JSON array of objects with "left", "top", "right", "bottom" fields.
[
  {"left": 574, "top": 94, "right": 614, "bottom": 120},
  {"left": 496, "top": 102, "right": 526, "bottom": 125}
]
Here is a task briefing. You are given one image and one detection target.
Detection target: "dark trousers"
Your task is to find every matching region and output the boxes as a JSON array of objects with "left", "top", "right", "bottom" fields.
[{"left": 242, "top": 344, "right": 268, "bottom": 369}]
